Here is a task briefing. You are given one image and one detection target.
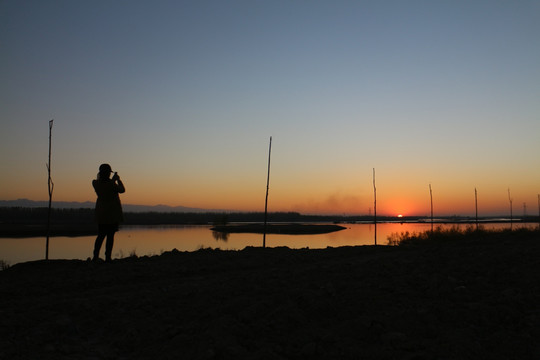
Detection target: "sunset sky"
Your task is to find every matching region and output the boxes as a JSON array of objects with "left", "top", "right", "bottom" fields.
[{"left": 1, "top": 0, "right": 539, "bottom": 216}]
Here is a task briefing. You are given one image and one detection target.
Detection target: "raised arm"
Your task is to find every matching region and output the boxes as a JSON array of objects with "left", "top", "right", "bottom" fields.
[{"left": 112, "top": 173, "right": 126, "bottom": 193}]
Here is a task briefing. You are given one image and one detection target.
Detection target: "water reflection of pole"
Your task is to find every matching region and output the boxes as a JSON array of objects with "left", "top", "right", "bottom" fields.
[
  {"left": 373, "top": 168, "right": 377, "bottom": 245},
  {"left": 46, "top": 119, "right": 54, "bottom": 260},
  {"left": 475, "top": 187, "right": 478, "bottom": 230},
  {"left": 263, "top": 136, "right": 272, "bottom": 248},
  {"left": 429, "top": 184, "right": 433, "bottom": 232}
]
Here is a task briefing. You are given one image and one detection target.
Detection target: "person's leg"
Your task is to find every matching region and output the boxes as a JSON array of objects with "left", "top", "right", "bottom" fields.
[
  {"left": 93, "top": 233, "right": 106, "bottom": 260},
  {"left": 105, "top": 231, "right": 115, "bottom": 261}
]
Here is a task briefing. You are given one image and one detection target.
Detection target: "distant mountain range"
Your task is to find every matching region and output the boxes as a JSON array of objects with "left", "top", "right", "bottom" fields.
[{"left": 0, "top": 199, "right": 227, "bottom": 213}]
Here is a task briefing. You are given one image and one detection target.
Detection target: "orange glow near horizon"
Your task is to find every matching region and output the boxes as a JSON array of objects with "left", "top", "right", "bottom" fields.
[
  {"left": 4, "top": 191, "right": 537, "bottom": 217},
  {"left": 2, "top": 165, "right": 539, "bottom": 217},
  {"left": 6, "top": 181, "right": 539, "bottom": 217}
]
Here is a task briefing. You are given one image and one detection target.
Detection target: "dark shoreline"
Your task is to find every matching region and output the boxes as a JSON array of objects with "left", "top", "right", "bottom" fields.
[
  {"left": 0, "top": 223, "right": 99, "bottom": 238},
  {"left": 1, "top": 230, "right": 539, "bottom": 359}
]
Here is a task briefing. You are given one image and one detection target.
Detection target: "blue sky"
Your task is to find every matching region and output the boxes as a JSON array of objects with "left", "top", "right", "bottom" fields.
[{"left": 1, "top": 0, "right": 539, "bottom": 215}]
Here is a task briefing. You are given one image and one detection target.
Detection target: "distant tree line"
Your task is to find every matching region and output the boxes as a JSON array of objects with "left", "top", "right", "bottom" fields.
[
  {"left": 0, "top": 207, "right": 94, "bottom": 224},
  {"left": 0, "top": 207, "right": 369, "bottom": 225},
  {"left": 3, "top": 207, "right": 535, "bottom": 227}
]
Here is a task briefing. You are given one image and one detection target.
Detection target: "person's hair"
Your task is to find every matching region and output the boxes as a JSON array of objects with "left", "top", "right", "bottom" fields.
[{"left": 97, "top": 163, "right": 112, "bottom": 180}]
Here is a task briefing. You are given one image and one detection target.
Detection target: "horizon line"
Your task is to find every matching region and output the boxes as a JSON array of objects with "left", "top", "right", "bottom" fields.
[{"left": 1, "top": 198, "right": 537, "bottom": 219}]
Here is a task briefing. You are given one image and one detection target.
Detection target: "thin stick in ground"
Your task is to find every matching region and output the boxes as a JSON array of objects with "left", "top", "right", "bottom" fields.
[
  {"left": 46, "top": 119, "right": 54, "bottom": 260},
  {"left": 429, "top": 183, "right": 433, "bottom": 232},
  {"left": 263, "top": 136, "right": 272, "bottom": 248},
  {"left": 475, "top": 187, "right": 478, "bottom": 230},
  {"left": 508, "top": 188, "right": 513, "bottom": 230},
  {"left": 373, "top": 168, "right": 377, "bottom": 245}
]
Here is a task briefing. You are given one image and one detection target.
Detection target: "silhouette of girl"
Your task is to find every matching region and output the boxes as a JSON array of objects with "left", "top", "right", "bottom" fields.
[{"left": 92, "top": 163, "right": 125, "bottom": 261}]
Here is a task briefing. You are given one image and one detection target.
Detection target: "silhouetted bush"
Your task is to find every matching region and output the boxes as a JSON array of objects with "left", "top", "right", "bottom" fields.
[{"left": 0, "top": 259, "right": 10, "bottom": 271}]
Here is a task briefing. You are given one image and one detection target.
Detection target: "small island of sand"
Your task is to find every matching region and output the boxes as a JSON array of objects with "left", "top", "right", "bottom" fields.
[{"left": 210, "top": 223, "right": 346, "bottom": 234}]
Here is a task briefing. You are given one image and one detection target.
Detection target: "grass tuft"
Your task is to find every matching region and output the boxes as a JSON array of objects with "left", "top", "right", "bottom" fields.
[
  {"left": 0, "top": 259, "right": 10, "bottom": 271},
  {"left": 388, "top": 225, "right": 539, "bottom": 246}
]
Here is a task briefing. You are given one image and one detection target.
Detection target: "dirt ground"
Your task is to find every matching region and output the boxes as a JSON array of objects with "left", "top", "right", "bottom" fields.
[{"left": 1, "top": 232, "right": 539, "bottom": 359}]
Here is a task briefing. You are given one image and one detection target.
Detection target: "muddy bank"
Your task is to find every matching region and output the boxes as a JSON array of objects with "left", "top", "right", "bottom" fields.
[
  {"left": 211, "top": 223, "right": 346, "bottom": 234},
  {"left": 1, "top": 232, "right": 539, "bottom": 359}
]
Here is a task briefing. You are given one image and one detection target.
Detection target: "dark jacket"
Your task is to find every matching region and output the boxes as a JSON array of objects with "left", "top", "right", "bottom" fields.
[{"left": 92, "top": 179, "right": 125, "bottom": 224}]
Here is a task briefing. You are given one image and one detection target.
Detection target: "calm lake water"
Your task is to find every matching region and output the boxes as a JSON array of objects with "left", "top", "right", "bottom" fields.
[{"left": 1, "top": 222, "right": 537, "bottom": 266}]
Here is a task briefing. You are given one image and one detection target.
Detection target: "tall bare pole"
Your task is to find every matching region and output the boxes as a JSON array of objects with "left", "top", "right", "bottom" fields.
[
  {"left": 263, "top": 136, "right": 272, "bottom": 248},
  {"left": 46, "top": 119, "right": 54, "bottom": 260},
  {"left": 508, "top": 188, "right": 513, "bottom": 230},
  {"left": 537, "top": 194, "right": 540, "bottom": 228},
  {"left": 373, "top": 168, "right": 377, "bottom": 245},
  {"left": 429, "top": 184, "right": 434, "bottom": 232},
  {"left": 475, "top": 187, "right": 479, "bottom": 230}
]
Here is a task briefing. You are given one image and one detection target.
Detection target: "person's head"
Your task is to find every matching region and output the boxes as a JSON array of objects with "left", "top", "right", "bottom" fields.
[{"left": 98, "top": 163, "right": 112, "bottom": 180}]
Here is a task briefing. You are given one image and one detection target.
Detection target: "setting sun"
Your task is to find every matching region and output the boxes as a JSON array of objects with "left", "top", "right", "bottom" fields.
[{"left": 397, "top": 214, "right": 403, "bottom": 218}]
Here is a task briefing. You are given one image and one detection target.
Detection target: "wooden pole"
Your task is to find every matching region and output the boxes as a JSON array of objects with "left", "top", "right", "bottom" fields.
[
  {"left": 263, "top": 136, "right": 272, "bottom": 248},
  {"left": 429, "top": 184, "right": 433, "bottom": 232},
  {"left": 475, "top": 187, "right": 478, "bottom": 230},
  {"left": 508, "top": 188, "right": 513, "bottom": 230},
  {"left": 373, "top": 168, "right": 377, "bottom": 245},
  {"left": 537, "top": 194, "right": 539, "bottom": 228},
  {"left": 46, "top": 119, "right": 54, "bottom": 260}
]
